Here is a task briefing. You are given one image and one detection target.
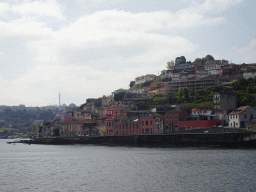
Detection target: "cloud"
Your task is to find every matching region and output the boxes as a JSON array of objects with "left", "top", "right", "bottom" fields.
[
  {"left": 168, "top": 0, "right": 244, "bottom": 29},
  {"left": 12, "top": 0, "right": 64, "bottom": 20},
  {"left": 0, "top": 9, "right": 198, "bottom": 106},
  {"left": 0, "top": 3, "right": 10, "bottom": 16},
  {"left": 3, "top": 63, "right": 160, "bottom": 106},
  {"left": 27, "top": 10, "right": 196, "bottom": 66},
  {"left": 231, "top": 39, "right": 256, "bottom": 63},
  {"left": 168, "top": 12, "right": 222, "bottom": 28}
]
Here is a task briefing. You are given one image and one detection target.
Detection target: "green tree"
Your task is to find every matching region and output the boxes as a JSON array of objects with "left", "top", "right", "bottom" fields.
[
  {"left": 167, "top": 60, "right": 174, "bottom": 69},
  {"left": 204, "top": 55, "right": 214, "bottom": 61},
  {"left": 129, "top": 81, "right": 135, "bottom": 88},
  {"left": 154, "top": 76, "right": 162, "bottom": 83},
  {"left": 194, "top": 58, "right": 202, "bottom": 62}
]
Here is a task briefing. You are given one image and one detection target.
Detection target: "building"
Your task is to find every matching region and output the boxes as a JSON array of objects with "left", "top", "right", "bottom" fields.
[
  {"left": 60, "top": 120, "right": 84, "bottom": 136},
  {"left": 178, "top": 120, "right": 222, "bottom": 129},
  {"left": 135, "top": 74, "right": 156, "bottom": 85},
  {"left": 101, "top": 95, "right": 113, "bottom": 107},
  {"left": 152, "top": 113, "right": 165, "bottom": 134},
  {"left": 105, "top": 116, "right": 141, "bottom": 136},
  {"left": 191, "top": 108, "right": 215, "bottom": 120},
  {"left": 228, "top": 105, "right": 256, "bottom": 128},
  {"left": 102, "top": 107, "right": 122, "bottom": 119},
  {"left": 164, "top": 110, "right": 188, "bottom": 133},
  {"left": 243, "top": 72, "right": 256, "bottom": 79},
  {"left": 160, "top": 69, "right": 172, "bottom": 78},
  {"left": 213, "top": 89, "right": 237, "bottom": 113},
  {"left": 166, "top": 78, "right": 216, "bottom": 92},
  {"left": 139, "top": 115, "right": 154, "bottom": 134}
]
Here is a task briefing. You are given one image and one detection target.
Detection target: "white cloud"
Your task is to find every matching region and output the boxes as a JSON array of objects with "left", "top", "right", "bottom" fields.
[
  {"left": 168, "top": 0, "right": 244, "bottom": 29},
  {"left": 231, "top": 39, "right": 256, "bottom": 63},
  {"left": 26, "top": 10, "right": 196, "bottom": 66},
  {"left": 12, "top": 0, "right": 64, "bottom": 20},
  {"left": 3, "top": 63, "right": 159, "bottom": 106},
  {"left": 0, "top": 3, "right": 10, "bottom": 16},
  {"left": 0, "top": 9, "right": 199, "bottom": 106},
  {"left": 168, "top": 12, "right": 222, "bottom": 28},
  {"left": 0, "top": 16, "right": 54, "bottom": 39}
]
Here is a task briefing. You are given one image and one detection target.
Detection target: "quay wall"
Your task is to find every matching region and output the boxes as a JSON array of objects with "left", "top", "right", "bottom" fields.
[{"left": 30, "top": 132, "right": 256, "bottom": 147}]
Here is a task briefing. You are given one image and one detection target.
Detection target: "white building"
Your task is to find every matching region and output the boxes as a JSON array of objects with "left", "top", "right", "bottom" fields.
[
  {"left": 228, "top": 105, "right": 256, "bottom": 128},
  {"left": 191, "top": 109, "right": 215, "bottom": 120},
  {"left": 160, "top": 70, "right": 172, "bottom": 78},
  {"left": 135, "top": 74, "right": 156, "bottom": 85},
  {"left": 213, "top": 109, "right": 227, "bottom": 125},
  {"left": 243, "top": 72, "right": 256, "bottom": 79}
]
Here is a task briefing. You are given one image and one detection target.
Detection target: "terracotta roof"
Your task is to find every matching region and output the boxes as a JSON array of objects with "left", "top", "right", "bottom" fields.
[{"left": 228, "top": 105, "right": 249, "bottom": 115}]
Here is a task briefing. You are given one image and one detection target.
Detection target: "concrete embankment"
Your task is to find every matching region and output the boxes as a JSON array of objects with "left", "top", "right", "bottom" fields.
[{"left": 25, "top": 132, "right": 256, "bottom": 148}]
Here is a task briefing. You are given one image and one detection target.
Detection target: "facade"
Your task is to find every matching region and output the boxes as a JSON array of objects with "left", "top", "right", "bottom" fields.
[
  {"left": 213, "top": 90, "right": 237, "bottom": 113},
  {"left": 139, "top": 115, "right": 154, "bottom": 134},
  {"left": 105, "top": 116, "right": 141, "bottom": 136},
  {"left": 60, "top": 121, "right": 84, "bottom": 136},
  {"left": 228, "top": 105, "right": 256, "bottom": 128},
  {"left": 191, "top": 109, "right": 214, "bottom": 120},
  {"left": 166, "top": 78, "right": 216, "bottom": 92},
  {"left": 204, "top": 60, "right": 229, "bottom": 66},
  {"left": 178, "top": 120, "right": 222, "bottom": 128},
  {"left": 102, "top": 95, "right": 113, "bottom": 107},
  {"left": 243, "top": 72, "right": 256, "bottom": 79},
  {"left": 152, "top": 113, "right": 164, "bottom": 134},
  {"left": 164, "top": 110, "right": 188, "bottom": 133},
  {"left": 160, "top": 70, "right": 172, "bottom": 78},
  {"left": 102, "top": 107, "right": 122, "bottom": 119},
  {"left": 135, "top": 74, "right": 156, "bottom": 85},
  {"left": 213, "top": 109, "right": 227, "bottom": 125}
]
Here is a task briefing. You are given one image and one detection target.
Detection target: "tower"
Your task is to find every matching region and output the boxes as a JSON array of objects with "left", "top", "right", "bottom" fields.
[{"left": 59, "top": 92, "right": 61, "bottom": 107}]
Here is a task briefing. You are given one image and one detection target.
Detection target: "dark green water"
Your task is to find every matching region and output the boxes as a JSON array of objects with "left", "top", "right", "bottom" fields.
[{"left": 1, "top": 139, "right": 256, "bottom": 192}]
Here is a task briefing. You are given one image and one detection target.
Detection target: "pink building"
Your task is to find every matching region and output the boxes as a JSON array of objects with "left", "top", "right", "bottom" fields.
[
  {"left": 60, "top": 120, "right": 84, "bottom": 136},
  {"left": 61, "top": 113, "right": 72, "bottom": 122},
  {"left": 102, "top": 107, "right": 122, "bottom": 119}
]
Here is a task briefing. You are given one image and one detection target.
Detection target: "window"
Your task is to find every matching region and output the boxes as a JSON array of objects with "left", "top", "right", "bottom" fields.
[
  {"left": 142, "top": 121, "right": 144, "bottom": 125},
  {"left": 146, "top": 121, "right": 148, "bottom": 125},
  {"left": 244, "top": 115, "right": 247, "bottom": 119},
  {"left": 150, "top": 121, "right": 152, "bottom": 125}
]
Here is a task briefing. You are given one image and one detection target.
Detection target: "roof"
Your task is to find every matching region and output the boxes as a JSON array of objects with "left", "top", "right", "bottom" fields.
[{"left": 228, "top": 105, "right": 250, "bottom": 115}]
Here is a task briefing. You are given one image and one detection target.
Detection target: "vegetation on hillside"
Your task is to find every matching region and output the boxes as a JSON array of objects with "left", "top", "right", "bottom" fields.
[{"left": 231, "top": 78, "right": 256, "bottom": 108}]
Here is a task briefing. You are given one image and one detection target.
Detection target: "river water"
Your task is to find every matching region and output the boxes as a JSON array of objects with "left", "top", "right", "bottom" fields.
[{"left": 0, "top": 139, "right": 256, "bottom": 192}]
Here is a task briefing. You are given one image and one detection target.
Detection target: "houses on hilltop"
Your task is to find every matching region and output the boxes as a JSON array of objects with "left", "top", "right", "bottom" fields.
[{"left": 37, "top": 60, "right": 256, "bottom": 137}]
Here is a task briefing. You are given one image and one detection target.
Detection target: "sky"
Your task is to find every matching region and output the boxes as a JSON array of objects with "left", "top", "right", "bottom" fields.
[{"left": 0, "top": 0, "right": 255, "bottom": 107}]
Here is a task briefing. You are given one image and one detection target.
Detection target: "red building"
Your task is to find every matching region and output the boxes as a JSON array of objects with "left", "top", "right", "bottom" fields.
[
  {"left": 178, "top": 120, "right": 222, "bottom": 128},
  {"left": 164, "top": 110, "right": 188, "bottom": 133},
  {"left": 105, "top": 116, "right": 141, "bottom": 136},
  {"left": 102, "top": 107, "right": 122, "bottom": 119},
  {"left": 139, "top": 115, "right": 154, "bottom": 134}
]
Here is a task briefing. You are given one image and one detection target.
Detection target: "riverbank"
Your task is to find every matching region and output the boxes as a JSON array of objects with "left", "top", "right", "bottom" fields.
[{"left": 8, "top": 131, "right": 256, "bottom": 148}]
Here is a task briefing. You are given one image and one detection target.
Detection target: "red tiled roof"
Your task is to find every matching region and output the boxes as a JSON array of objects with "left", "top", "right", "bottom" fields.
[{"left": 228, "top": 105, "right": 249, "bottom": 115}]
